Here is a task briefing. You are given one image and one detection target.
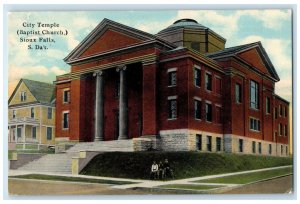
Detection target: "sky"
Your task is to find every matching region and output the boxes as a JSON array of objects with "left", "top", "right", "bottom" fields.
[{"left": 8, "top": 10, "right": 292, "bottom": 103}]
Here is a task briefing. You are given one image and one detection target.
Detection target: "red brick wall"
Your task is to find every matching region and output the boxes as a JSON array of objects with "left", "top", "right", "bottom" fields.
[
  {"left": 142, "top": 63, "right": 157, "bottom": 135},
  {"left": 274, "top": 97, "right": 289, "bottom": 144},
  {"left": 81, "top": 29, "right": 142, "bottom": 58},
  {"left": 55, "top": 82, "right": 71, "bottom": 139},
  {"left": 187, "top": 59, "right": 224, "bottom": 134},
  {"left": 158, "top": 59, "right": 189, "bottom": 130}
]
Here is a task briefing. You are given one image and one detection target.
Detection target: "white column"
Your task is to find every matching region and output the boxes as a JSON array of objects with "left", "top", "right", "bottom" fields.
[
  {"left": 93, "top": 70, "right": 105, "bottom": 141},
  {"left": 23, "top": 124, "right": 26, "bottom": 149},
  {"left": 117, "top": 66, "right": 128, "bottom": 140}
]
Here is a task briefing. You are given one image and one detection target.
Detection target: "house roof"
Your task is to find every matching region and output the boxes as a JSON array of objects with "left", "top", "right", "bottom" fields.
[
  {"left": 9, "top": 79, "right": 55, "bottom": 105},
  {"left": 206, "top": 41, "right": 280, "bottom": 81}
]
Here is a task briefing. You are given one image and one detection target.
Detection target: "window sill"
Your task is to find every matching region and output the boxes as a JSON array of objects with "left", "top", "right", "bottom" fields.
[
  {"left": 195, "top": 118, "right": 202, "bottom": 121},
  {"left": 167, "top": 85, "right": 177, "bottom": 88},
  {"left": 62, "top": 128, "right": 69, "bottom": 131},
  {"left": 195, "top": 85, "right": 201, "bottom": 88},
  {"left": 249, "top": 129, "right": 260, "bottom": 133},
  {"left": 249, "top": 107, "right": 259, "bottom": 111},
  {"left": 206, "top": 120, "right": 212, "bottom": 123},
  {"left": 167, "top": 118, "right": 177, "bottom": 121}
]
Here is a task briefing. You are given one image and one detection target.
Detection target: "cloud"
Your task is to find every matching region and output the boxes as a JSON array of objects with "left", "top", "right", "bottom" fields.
[
  {"left": 175, "top": 10, "right": 291, "bottom": 39},
  {"left": 238, "top": 10, "right": 291, "bottom": 30}
]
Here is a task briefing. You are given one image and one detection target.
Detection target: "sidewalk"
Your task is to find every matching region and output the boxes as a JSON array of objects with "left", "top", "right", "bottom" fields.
[{"left": 8, "top": 165, "right": 292, "bottom": 190}]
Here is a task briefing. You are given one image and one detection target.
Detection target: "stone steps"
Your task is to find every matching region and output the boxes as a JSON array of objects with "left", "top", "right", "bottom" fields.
[
  {"left": 17, "top": 152, "right": 77, "bottom": 174},
  {"left": 17, "top": 140, "right": 134, "bottom": 174}
]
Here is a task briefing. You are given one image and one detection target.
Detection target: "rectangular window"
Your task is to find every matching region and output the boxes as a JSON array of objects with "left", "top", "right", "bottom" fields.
[
  {"left": 239, "top": 139, "right": 244, "bottom": 153},
  {"left": 168, "top": 71, "right": 177, "bottom": 86},
  {"left": 194, "top": 99, "right": 201, "bottom": 120},
  {"left": 235, "top": 83, "right": 242, "bottom": 103},
  {"left": 63, "top": 89, "right": 70, "bottom": 103},
  {"left": 46, "top": 127, "right": 52, "bottom": 140},
  {"left": 215, "top": 106, "right": 222, "bottom": 124},
  {"left": 31, "top": 107, "right": 35, "bottom": 118},
  {"left": 21, "top": 91, "right": 27, "bottom": 102},
  {"left": 196, "top": 134, "right": 202, "bottom": 150},
  {"left": 266, "top": 97, "right": 270, "bottom": 114},
  {"left": 258, "top": 142, "right": 262, "bottom": 154},
  {"left": 252, "top": 141, "right": 256, "bottom": 153},
  {"left": 285, "top": 125, "right": 288, "bottom": 136},
  {"left": 279, "top": 105, "right": 283, "bottom": 116},
  {"left": 12, "top": 110, "right": 16, "bottom": 119},
  {"left": 63, "top": 112, "right": 69, "bottom": 129},
  {"left": 281, "top": 145, "right": 283, "bottom": 155},
  {"left": 269, "top": 144, "right": 272, "bottom": 155},
  {"left": 205, "top": 72, "right": 212, "bottom": 91},
  {"left": 48, "top": 107, "right": 53, "bottom": 119},
  {"left": 215, "top": 77, "right": 222, "bottom": 94},
  {"left": 194, "top": 67, "right": 201, "bottom": 87},
  {"left": 275, "top": 107, "right": 278, "bottom": 119},
  {"left": 250, "top": 118, "right": 260, "bottom": 131},
  {"left": 207, "top": 136, "right": 212, "bottom": 152},
  {"left": 279, "top": 123, "right": 283, "bottom": 136},
  {"left": 285, "top": 107, "right": 288, "bottom": 117},
  {"left": 205, "top": 103, "right": 212, "bottom": 122},
  {"left": 250, "top": 80, "right": 259, "bottom": 109},
  {"left": 216, "top": 137, "right": 221, "bottom": 152},
  {"left": 168, "top": 99, "right": 177, "bottom": 119},
  {"left": 32, "top": 126, "right": 37, "bottom": 139},
  {"left": 286, "top": 146, "right": 288, "bottom": 155}
]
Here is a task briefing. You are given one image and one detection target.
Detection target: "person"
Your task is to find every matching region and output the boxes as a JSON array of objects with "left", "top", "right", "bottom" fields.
[
  {"left": 150, "top": 161, "right": 159, "bottom": 180},
  {"left": 163, "top": 159, "right": 174, "bottom": 179},
  {"left": 158, "top": 161, "right": 165, "bottom": 179}
]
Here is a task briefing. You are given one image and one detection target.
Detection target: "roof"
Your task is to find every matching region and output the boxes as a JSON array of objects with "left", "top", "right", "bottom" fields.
[
  {"left": 158, "top": 19, "right": 207, "bottom": 33},
  {"left": 206, "top": 42, "right": 259, "bottom": 58},
  {"left": 206, "top": 41, "right": 280, "bottom": 81},
  {"left": 275, "top": 94, "right": 290, "bottom": 104},
  {"left": 9, "top": 79, "right": 55, "bottom": 105},
  {"left": 64, "top": 18, "right": 176, "bottom": 64}
]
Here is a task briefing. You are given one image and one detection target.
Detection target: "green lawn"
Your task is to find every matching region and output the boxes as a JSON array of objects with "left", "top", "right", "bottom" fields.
[
  {"left": 158, "top": 184, "right": 220, "bottom": 191},
  {"left": 195, "top": 167, "right": 293, "bottom": 184},
  {"left": 81, "top": 152, "right": 293, "bottom": 180},
  {"left": 9, "top": 174, "right": 136, "bottom": 185}
]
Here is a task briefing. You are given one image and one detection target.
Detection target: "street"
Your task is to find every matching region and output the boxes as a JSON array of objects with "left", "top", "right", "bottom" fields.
[
  {"left": 221, "top": 175, "right": 293, "bottom": 194},
  {"left": 8, "top": 175, "right": 293, "bottom": 196}
]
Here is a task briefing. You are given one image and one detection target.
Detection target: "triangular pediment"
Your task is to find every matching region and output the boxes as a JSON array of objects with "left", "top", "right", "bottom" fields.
[
  {"left": 238, "top": 48, "right": 270, "bottom": 75},
  {"left": 80, "top": 28, "right": 143, "bottom": 58},
  {"left": 236, "top": 43, "right": 280, "bottom": 81},
  {"left": 64, "top": 18, "right": 168, "bottom": 64}
]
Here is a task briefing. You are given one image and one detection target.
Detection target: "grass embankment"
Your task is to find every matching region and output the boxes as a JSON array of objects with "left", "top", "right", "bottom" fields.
[
  {"left": 195, "top": 166, "right": 292, "bottom": 184},
  {"left": 81, "top": 152, "right": 292, "bottom": 180},
  {"left": 9, "top": 174, "right": 135, "bottom": 185}
]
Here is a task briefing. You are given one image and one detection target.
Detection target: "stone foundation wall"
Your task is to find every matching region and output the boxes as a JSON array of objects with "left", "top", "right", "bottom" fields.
[
  {"left": 225, "top": 134, "right": 289, "bottom": 157},
  {"left": 156, "top": 129, "right": 289, "bottom": 157},
  {"left": 159, "top": 129, "right": 189, "bottom": 151}
]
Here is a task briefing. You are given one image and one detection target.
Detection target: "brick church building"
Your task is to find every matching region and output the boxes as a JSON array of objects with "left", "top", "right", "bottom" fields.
[{"left": 55, "top": 18, "right": 290, "bottom": 156}]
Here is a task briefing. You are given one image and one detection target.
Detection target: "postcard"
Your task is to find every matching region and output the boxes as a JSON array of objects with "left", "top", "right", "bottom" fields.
[{"left": 6, "top": 8, "right": 293, "bottom": 196}]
